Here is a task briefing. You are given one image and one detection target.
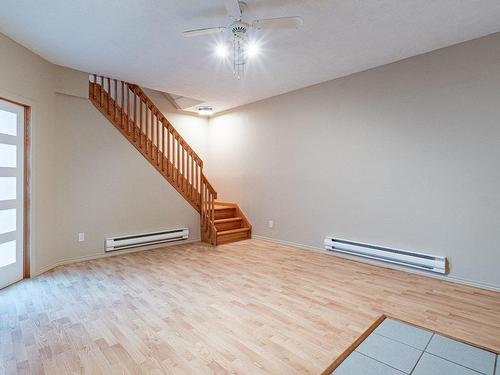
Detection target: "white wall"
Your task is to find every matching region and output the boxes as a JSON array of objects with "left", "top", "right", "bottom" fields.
[
  {"left": 208, "top": 32, "right": 500, "bottom": 290},
  {"left": 0, "top": 33, "right": 209, "bottom": 276}
]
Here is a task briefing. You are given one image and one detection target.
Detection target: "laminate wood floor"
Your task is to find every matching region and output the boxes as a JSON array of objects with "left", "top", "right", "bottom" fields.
[{"left": 1, "top": 239, "right": 499, "bottom": 375}]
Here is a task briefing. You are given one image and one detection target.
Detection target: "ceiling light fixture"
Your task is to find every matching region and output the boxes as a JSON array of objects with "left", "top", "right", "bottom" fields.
[
  {"left": 183, "top": 0, "right": 303, "bottom": 80},
  {"left": 198, "top": 106, "right": 214, "bottom": 116},
  {"left": 215, "top": 34, "right": 258, "bottom": 79},
  {"left": 232, "top": 28, "right": 247, "bottom": 79}
]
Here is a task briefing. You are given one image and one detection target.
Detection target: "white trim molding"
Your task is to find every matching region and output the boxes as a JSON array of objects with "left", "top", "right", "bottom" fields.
[{"left": 33, "top": 238, "right": 200, "bottom": 277}]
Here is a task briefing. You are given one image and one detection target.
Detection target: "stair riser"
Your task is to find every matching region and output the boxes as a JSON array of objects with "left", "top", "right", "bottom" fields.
[
  {"left": 215, "top": 220, "right": 243, "bottom": 231},
  {"left": 214, "top": 208, "right": 236, "bottom": 220},
  {"left": 217, "top": 231, "right": 250, "bottom": 245}
]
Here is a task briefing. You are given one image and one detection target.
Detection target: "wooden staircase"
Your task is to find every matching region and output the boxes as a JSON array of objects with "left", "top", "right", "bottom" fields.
[
  {"left": 213, "top": 202, "right": 252, "bottom": 245},
  {"left": 88, "top": 75, "right": 251, "bottom": 245}
]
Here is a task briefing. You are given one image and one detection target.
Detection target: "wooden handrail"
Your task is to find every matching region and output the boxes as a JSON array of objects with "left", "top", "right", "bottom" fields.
[
  {"left": 201, "top": 174, "right": 217, "bottom": 195},
  {"left": 128, "top": 84, "right": 203, "bottom": 166},
  {"left": 88, "top": 75, "right": 218, "bottom": 244}
]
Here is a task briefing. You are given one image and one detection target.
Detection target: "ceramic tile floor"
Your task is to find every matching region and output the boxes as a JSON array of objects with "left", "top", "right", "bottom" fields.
[{"left": 332, "top": 319, "right": 498, "bottom": 375}]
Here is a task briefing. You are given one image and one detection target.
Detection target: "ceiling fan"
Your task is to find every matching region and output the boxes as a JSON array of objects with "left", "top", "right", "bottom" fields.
[{"left": 182, "top": 0, "right": 303, "bottom": 79}]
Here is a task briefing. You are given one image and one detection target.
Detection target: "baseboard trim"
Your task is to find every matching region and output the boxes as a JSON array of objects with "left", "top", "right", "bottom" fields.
[
  {"left": 253, "top": 235, "right": 500, "bottom": 293},
  {"left": 33, "top": 238, "right": 200, "bottom": 277}
]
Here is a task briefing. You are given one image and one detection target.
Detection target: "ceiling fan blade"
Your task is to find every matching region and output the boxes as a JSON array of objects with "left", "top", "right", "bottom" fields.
[
  {"left": 182, "top": 27, "right": 227, "bottom": 37},
  {"left": 251, "top": 16, "right": 303, "bottom": 30},
  {"left": 224, "top": 0, "right": 242, "bottom": 20}
]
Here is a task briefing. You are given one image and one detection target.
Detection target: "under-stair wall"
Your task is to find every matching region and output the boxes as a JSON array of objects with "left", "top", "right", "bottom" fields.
[{"left": 54, "top": 89, "right": 203, "bottom": 266}]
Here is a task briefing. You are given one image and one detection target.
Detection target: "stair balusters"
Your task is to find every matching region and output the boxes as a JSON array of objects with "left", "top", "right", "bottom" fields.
[{"left": 88, "top": 75, "right": 218, "bottom": 244}]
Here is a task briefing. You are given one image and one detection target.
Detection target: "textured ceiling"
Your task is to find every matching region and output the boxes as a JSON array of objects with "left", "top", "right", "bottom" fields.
[{"left": 1, "top": 0, "right": 500, "bottom": 113}]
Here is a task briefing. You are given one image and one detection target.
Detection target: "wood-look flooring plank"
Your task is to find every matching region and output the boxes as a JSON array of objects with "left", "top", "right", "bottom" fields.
[{"left": 0, "top": 239, "right": 499, "bottom": 374}]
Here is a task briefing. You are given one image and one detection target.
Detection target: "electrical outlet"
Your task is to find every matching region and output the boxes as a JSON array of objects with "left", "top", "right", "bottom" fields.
[
  {"left": 78, "top": 232, "right": 85, "bottom": 242},
  {"left": 268, "top": 220, "right": 274, "bottom": 229}
]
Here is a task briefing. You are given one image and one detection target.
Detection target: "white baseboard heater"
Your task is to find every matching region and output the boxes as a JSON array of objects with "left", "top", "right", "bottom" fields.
[
  {"left": 324, "top": 236, "right": 447, "bottom": 274},
  {"left": 105, "top": 228, "right": 189, "bottom": 252}
]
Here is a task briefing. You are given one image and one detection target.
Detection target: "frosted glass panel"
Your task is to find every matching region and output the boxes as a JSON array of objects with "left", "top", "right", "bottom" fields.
[
  {"left": 0, "top": 209, "right": 16, "bottom": 235},
  {"left": 0, "top": 144, "right": 16, "bottom": 168},
  {"left": 0, "top": 240, "right": 16, "bottom": 267},
  {"left": 0, "top": 177, "right": 16, "bottom": 200},
  {"left": 0, "top": 109, "right": 16, "bottom": 136}
]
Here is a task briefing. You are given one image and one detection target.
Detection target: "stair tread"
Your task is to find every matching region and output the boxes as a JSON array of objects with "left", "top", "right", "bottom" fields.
[
  {"left": 214, "top": 205, "right": 236, "bottom": 210},
  {"left": 217, "top": 227, "right": 251, "bottom": 236},
  {"left": 214, "top": 200, "right": 237, "bottom": 205},
  {"left": 214, "top": 217, "right": 243, "bottom": 223}
]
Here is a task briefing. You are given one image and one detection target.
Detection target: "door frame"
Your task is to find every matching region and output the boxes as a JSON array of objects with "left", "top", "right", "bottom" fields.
[{"left": 0, "top": 96, "right": 31, "bottom": 279}]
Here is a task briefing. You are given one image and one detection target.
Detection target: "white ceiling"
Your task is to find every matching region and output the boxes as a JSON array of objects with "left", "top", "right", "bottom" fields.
[{"left": 2, "top": 0, "right": 500, "bottom": 113}]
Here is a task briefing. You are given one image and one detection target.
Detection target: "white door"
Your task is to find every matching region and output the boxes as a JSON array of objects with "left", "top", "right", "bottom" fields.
[{"left": 0, "top": 99, "right": 24, "bottom": 289}]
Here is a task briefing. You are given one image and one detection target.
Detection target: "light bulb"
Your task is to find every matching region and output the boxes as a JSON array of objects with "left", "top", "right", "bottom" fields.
[
  {"left": 246, "top": 41, "right": 260, "bottom": 59},
  {"left": 215, "top": 43, "right": 229, "bottom": 58}
]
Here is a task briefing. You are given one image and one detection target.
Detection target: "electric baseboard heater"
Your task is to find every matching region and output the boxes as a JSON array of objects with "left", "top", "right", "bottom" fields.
[
  {"left": 105, "top": 228, "right": 189, "bottom": 252},
  {"left": 324, "top": 236, "right": 447, "bottom": 274}
]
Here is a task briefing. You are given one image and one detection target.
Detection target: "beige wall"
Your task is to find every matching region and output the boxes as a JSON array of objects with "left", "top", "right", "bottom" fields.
[
  {"left": 143, "top": 89, "right": 209, "bottom": 161},
  {"left": 51, "top": 90, "right": 203, "bottom": 268},
  {"left": 0, "top": 33, "right": 59, "bottom": 274},
  {"left": 208, "top": 33, "right": 500, "bottom": 290},
  {"left": 3, "top": 28, "right": 500, "bottom": 290},
  {"left": 0, "top": 33, "right": 208, "bottom": 275}
]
